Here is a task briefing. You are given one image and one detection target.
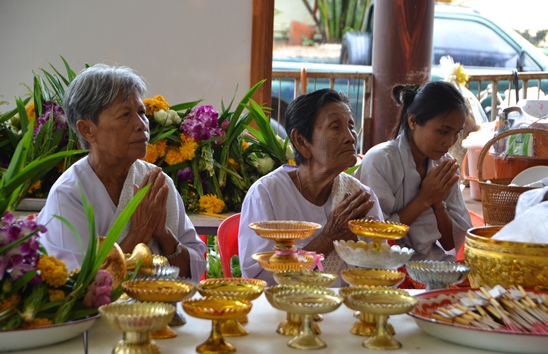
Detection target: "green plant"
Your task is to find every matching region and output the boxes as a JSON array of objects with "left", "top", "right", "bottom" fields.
[{"left": 302, "top": 0, "right": 371, "bottom": 42}]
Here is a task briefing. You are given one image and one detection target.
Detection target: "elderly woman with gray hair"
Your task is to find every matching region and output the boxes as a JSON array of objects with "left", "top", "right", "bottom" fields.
[{"left": 37, "top": 64, "right": 206, "bottom": 280}]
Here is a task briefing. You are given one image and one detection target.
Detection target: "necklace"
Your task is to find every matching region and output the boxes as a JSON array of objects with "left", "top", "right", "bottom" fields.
[{"left": 296, "top": 168, "right": 303, "bottom": 195}]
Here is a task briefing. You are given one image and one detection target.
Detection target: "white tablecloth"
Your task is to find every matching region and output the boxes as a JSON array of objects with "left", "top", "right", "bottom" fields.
[{"left": 10, "top": 289, "right": 507, "bottom": 354}]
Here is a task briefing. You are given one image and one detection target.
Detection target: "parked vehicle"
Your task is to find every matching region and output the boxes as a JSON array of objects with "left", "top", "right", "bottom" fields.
[
  {"left": 341, "top": 2, "right": 548, "bottom": 73},
  {"left": 272, "top": 3, "right": 548, "bottom": 120}
]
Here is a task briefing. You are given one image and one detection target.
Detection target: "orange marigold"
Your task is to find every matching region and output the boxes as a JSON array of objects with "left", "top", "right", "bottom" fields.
[
  {"left": 198, "top": 194, "right": 226, "bottom": 214},
  {"left": 164, "top": 145, "right": 185, "bottom": 165},
  {"left": 48, "top": 289, "right": 66, "bottom": 302},
  {"left": 21, "top": 318, "right": 53, "bottom": 329},
  {"left": 143, "top": 143, "right": 159, "bottom": 163},
  {"left": 143, "top": 95, "right": 170, "bottom": 116},
  {"left": 25, "top": 102, "right": 36, "bottom": 121},
  {"left": 37, "top": 255, "right": 68, "bottom": 287},
  {"left": 228, "top": 158, "right": 239, "bottom": 170},
  {"left": 27, "top": 180, "right": 42, "bottom": 194}
]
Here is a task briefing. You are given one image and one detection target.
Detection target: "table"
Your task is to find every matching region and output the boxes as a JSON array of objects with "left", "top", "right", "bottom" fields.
[
  {"left": 188, "top": 213, "right": 232, "bottom": 235},
  {"left": 12, "top": 290, "right": 509, "bottom": 354}
]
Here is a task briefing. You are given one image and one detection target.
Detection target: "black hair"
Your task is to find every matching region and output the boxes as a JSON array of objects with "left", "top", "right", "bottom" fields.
[
  {"left": 284, "top": 89, "right": 351, "bottom": 165},
  {"left": 389, "top": 81, "right": 468, "bottom": 140}
]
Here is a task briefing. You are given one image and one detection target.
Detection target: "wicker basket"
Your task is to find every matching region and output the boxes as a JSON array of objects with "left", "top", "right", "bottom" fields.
[{"left": 478, "top": 127, "right": 548, "bottom": 225}]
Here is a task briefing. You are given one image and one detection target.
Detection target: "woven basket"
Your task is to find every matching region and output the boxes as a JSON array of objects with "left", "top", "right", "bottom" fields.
[{"left": 478, "top": 127, "right": 548, "bottom": 225}]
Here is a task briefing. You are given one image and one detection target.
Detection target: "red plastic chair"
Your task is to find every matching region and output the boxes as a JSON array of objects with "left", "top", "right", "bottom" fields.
[{"left": 216, "top": 213, "right": 240, "bottom": 278}]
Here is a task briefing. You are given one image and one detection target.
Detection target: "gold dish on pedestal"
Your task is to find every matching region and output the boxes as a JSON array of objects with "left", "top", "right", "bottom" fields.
[
  {"left": 265, "top": 285, "right": 333, "bottom": 337},
  {"left": 346, "top": 288, "right": 417, "bottom": 350},
  {"left": 340, "top": 286, "right": 408, "bottom": 337},
  {"left": 182, "top": 296, "right": 252, "bottom": 354},
  {"left": 252, "top": 251, "right": 319, "bottom": 272},
  {"left": 341, "top": 268, "right": 406, "bottom": 288},
  {"left": 273, "top": 288, "right": 343, "bottom": 350},
  {"left": 99, "top": 302, "right": 175, "bottom": 354},
  {"left": 348, "top": 219, "right": 409, "bottom": 251},
  {"left": 122, "top": 278, "right": 196, "bottom": 339},
  {"left": 273, "top": 270, "right": 338, "bottom": 287},
  {"left": 249, "top": 220, "right": 321, "bottom": 263},
  {"left": 196, "top": 278, "right": 267, "bottom": 336}
]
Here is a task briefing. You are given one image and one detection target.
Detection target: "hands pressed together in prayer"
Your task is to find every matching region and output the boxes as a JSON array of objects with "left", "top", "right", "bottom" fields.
[
  {"left": 305, "top": 189, "right": 375, "bottom": 255},
  {"left": 420, "top": 158, "right": 459, "bottom": 210}
]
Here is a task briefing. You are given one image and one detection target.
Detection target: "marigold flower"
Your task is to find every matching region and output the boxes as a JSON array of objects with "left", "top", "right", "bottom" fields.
[
  {"left": 37, "top": 255, "right": 68, "bottom": 287},
  {"left": 21, "top": 317, "right": 53, "bottom": 329},
  {"left": 155, "top": 139, "right": 167, "bottom": 158},
  {"left": 228, "top": 158, "right": 239, "bottom": 170},
  {"left": 199, "top": 194, "right": 226, "bottom": 214},
  {"left": 48, "top": 289, "right": 65, "bottom": 302},
  {"left": 143, "top": 143, "right": 159, "bottom": 163},
  {"left": 25, "top": 102, "right": 36, "bottom": 121},
  {"left": 27, "top": 180, "right": 42, "bottom": 194},
  {"left": 287, "top": 159, "right": 296, "bottom": 166},
  {"left": 241, "top": 140, "right": 249, "bottom": 151},
  {"left": 143, "top": 95, "right": 170, "bottom": 116}
]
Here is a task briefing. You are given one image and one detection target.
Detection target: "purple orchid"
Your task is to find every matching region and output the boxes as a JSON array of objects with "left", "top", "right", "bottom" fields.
[{"left": 180, "top": 105, "right": 225, "bottom": 142}]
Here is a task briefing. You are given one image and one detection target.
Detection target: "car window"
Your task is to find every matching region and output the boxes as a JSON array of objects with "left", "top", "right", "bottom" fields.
[{"left": 433, "top": 17, "right": 535, "bottom": 70}]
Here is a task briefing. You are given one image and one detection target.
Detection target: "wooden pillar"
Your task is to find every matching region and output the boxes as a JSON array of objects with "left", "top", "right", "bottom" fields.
[
  {"left": 250, "top": 0, "right": 274, "bottom": 107},
  {"left": 371, "top": 0, "right": 435, "bottom": 147}
]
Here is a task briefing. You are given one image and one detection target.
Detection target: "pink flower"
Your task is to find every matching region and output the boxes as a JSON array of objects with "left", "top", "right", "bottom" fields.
[{"left": 83, "top": 269, "right": 113, "bottom": 308}]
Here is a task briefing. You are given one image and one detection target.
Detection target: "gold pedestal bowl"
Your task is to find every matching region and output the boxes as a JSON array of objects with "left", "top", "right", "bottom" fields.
[
  {"left": 348, "top": 219, "right": 409, "bottom": 251},
  {"left": 196, "top": 278, "right": 267, "bottom": 336},
  {"left": 182, "top": 296, "right": 252, "bottom": 354},
  {"left": 99, "top": 302, "right": 175, "bottom": 354},
  {"left": 122, "top": 278, "right": 196, "bottom": 339},
  {"left": 346, "top": 288, "right": 417, "bottom": 350},
  {"left": 252, "top": 251, "right": 321, "bottom": 273},
  {"left": 249, "top": 220, "right": 321, "bottom": 263},
  {"left": 273, "top": 270, "right": 338, "bottom": 288},
  {"left": 273, "top": 287, "right": 343, "bottom": 350},
  {"left": 340, "top": 268, "right": 406, "bottom": 288}
]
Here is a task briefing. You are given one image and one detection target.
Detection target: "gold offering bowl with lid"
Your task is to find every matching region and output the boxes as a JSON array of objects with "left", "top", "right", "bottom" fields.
[
  {"left": 182, "top": 296, "right": 252, "bottom": 354},
  {"left": 272, "top": 287, "right": 343, "bottom": 350},
  {"left": 99, "top": 301, "right": 175, "bottom": 354},
  {"left": 196, "top": 278, "right": 267, "bottom": 336},
  {"left": 348, "top": 218, "right": 409, "bottom": 250},
  {"left": 346, "top": 288, "right": 417, "bottom": 350},
  {"left": 249, "top": 220, "right": 321, "bottom": 263},
  {"left": 122, "top": 278, "right": 196, "bottom": 339}
]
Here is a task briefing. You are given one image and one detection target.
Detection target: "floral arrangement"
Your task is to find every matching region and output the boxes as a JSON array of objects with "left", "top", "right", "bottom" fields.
[
  {"left": 0, "top": 106, "right": 149, "bottom": 329},
  {"left": 1, "top": 59, "right": 293, "bottom": 215},
  {"left": 141, "top": 81, "right": 294, "bottom": 214}
]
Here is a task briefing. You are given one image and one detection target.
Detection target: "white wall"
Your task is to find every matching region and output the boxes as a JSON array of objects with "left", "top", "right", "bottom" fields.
[{"left": 0, "top": 0, "right": 252, "bottom": 110}]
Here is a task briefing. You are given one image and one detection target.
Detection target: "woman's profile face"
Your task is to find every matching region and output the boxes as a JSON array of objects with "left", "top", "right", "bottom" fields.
[
  {"left": 308, "top": 101, "right": 358, "bottom": 172},
  {"left": 409, "top": 109, "right": 465, "bottom": 161},
  {"left": 87, "top": 90, "right": 150, "bottom": 165}
]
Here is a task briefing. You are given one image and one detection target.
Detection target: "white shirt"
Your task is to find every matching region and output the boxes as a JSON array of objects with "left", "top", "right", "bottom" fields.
[
  {"left": 37, "top": 157, "right": 207, "bottom": 281},
  {"left": 355, "top": 133, "right": 472, "bottom": 261},
  {"left": 238, "top": 165, "right": 383, "bottom": 286}
]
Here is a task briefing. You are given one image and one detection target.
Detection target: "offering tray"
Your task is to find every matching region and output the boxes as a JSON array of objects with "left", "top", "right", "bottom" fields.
[
  {"left": 333, "top": 240, "right": 414, "bottom": 269},
  {"left": 196, "top": 278, "right": 267, "bottom": 336},
  {"left": 182, "top": 296, "right": 252, "bottom": 354},
  {"left": 409, "top": 288, "right": 548, "bottom": 354},
  {"left": 265, "top": 285, "right": 334, "bottom": 336},
  {"left": 273, "top": 287, "right": 343, "bottom": 349},
  {"left": 406, "top": 261, "right": 470, "bottom": 290},
  {"left": 249, "top": 220, "right": 321, "bottom": 263},
  {"left": 122, "top": 278, "right": 196, "bottom": 338},
  {"left": 347, "top": 288, "right": 417, "bottom": 350},
  {"left": 273, "top": 270, "right": 338, "bottom": 287},
  {"left": 252, "top": 251, "right": 320, "bottom": 272},
  {"left": 99, "top": 301, "right": 175, "bottom": 354},
  {"left": 341, "top": 268, "right": 406, "bottom": 288}
]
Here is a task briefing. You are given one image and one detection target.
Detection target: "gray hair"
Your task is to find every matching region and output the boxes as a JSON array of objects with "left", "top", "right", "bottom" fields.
[{"left": 63, "top": 63, "right": 147, "bottom": 149}]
